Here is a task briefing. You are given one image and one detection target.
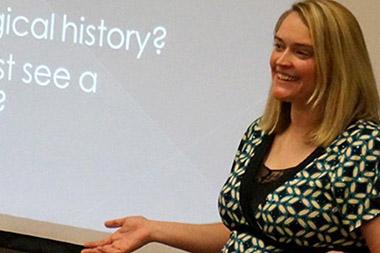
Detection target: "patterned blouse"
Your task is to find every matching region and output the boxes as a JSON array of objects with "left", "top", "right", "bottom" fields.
[{"left": 218, "top": 119, "right": 380, "bottom": 252}]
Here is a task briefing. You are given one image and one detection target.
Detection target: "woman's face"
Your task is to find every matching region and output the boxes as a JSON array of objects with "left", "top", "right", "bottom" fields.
[{"left": 270, "top": 12, "right": 316, "bottom": 107}]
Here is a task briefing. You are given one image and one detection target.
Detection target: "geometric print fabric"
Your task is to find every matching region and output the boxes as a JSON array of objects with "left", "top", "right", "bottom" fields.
[{"left": 218, "top": 119, "right": 380, "bottom": 252}]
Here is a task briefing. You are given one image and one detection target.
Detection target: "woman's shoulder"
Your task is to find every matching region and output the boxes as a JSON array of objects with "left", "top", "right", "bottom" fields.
[
  {"left": 244, "top": 117, "right": 265, "bottom": 137},
  {"left": 238, "top": 117, "right": 268, "bottom": 146},
  {"left": 331, "top": 119, "right": 380, "bottom": 147},
  {"left": 345, "top": 119, "right": 380, "bottom": 134},
  {"left": 234, "top": 117, "right": 267, "bottom": 154},
  {"left": 325, "top": 119, "right": 380, "bottom": 177}
]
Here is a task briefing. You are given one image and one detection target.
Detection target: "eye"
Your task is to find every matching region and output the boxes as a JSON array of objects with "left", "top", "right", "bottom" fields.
[
  {"left": 273, "top": 42, "right": 284, "bottom": 51},
  {"left": 296, "top": 49, "right": 313, "bottom": 59}
]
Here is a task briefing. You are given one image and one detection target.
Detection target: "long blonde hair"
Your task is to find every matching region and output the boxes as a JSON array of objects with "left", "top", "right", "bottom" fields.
[{"left": 260, "top": 0, "right": 380, "bottom": 147}]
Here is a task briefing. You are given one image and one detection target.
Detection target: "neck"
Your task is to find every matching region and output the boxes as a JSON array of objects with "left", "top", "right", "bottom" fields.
[{"left": 287, "top": 102, "right": 322, "bottom": 137}]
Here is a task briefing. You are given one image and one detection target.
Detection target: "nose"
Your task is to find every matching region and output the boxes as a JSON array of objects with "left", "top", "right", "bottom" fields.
[{"left": 275, "top": 49, "right": 292, "bottom": 67}]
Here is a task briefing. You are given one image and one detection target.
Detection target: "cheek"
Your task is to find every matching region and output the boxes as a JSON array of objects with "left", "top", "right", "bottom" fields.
[
  {"left": 302, "top": 61, "right": 316, "bottom": 80},
  {"left": 300, "top": 62, "right": 317, "bottom": 93}
]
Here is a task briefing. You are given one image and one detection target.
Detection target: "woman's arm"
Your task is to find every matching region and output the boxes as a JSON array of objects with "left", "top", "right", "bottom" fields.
[
  {"left": 362, "top": 216, "right": 380, "bottom": 253},
  {"left": 81, "top": 216, "right": 230, "bottom": 253},
  {"left": 150, "top": 219, "right": 230, "bottom": 253}
]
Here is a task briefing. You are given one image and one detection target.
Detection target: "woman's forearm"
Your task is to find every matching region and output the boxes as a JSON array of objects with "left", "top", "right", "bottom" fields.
[{"left": 150, "top": 221, "right": 230, "bottom": 253}]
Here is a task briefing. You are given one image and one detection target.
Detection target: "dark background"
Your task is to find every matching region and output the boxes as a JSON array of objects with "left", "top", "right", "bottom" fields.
[{"left": 0, "top": 231, "right": 83, "bottom": 253}]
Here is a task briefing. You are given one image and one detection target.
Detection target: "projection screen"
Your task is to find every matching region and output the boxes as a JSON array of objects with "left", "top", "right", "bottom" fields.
[{"left": 0, "top": 0, "right": 297, "bottom": 245}]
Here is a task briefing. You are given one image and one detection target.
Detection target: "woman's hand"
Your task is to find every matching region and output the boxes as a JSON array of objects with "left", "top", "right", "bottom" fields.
[
  {"left": 82, "top": 217, "right": 229, "bottom": 253},
  {"left": 81, "top": 216, "right": 153, "bottom": 253}
]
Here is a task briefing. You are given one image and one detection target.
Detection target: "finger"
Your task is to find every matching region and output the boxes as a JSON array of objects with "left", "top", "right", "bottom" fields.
[
  {"left": 84, "top": 237, "right": 112, "bottom": 248},
  {"left": 100, "top": 244, "right": 122, "bottom": 253},
  {"left": 105, "top": 217, "right": 126, "bottom": 228},
  {"left": 81, "top": 248, "right": 103, "bottom": 253}
]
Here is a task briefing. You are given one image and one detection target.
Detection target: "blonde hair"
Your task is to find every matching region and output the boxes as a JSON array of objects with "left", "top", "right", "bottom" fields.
[{"left": 260, "top": 0, "right": 380, "bottom": 147}]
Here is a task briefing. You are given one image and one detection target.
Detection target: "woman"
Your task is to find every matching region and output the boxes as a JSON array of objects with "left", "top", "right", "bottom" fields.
[{"left": 82, "top": 0, "right": 380, "bottom": 252}]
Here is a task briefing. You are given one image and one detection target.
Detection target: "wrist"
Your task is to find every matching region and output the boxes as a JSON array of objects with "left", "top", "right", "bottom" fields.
[{"left": 145, "top": 219, "right": 161, "bottom": 243}]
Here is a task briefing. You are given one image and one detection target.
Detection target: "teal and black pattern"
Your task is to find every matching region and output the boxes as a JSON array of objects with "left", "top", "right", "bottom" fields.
[{"left": 218, "top": 119, "right": 380, "bottom": 252}]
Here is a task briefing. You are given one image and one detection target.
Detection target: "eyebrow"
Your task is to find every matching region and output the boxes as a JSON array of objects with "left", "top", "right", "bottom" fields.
[{"left": 274, "top": 36, "right": 313, "bottom": 49}]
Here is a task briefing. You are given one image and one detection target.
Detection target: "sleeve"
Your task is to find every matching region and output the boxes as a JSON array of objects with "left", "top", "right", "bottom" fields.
[
  {"left": 331, "top": 124, "right": 380, "bottom": 232},
  {"left": 218, "top": 118, "right": 263, "bottom": 229},
  {"left": 229, "top": 118, "right": 263, "bottom": 173}
]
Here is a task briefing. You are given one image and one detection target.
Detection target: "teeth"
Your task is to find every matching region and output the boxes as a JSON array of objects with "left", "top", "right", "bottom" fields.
[{"left": 277, "top": 73, "right": 297, "bottom": 81}]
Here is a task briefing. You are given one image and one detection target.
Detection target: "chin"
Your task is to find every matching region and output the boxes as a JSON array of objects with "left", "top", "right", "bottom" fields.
[{"left": 271, "top": 89, "right": 293, "bottom": 102}]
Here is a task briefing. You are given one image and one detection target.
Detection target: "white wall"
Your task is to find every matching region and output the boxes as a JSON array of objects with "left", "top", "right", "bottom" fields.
[{"left": 337, "top": 0, "right": 380, "bottom": 89}]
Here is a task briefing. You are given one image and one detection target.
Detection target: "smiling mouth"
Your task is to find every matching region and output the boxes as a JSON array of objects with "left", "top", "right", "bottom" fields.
[{"left": 277, "top": 72, "right": 298, "bottom": 81}]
